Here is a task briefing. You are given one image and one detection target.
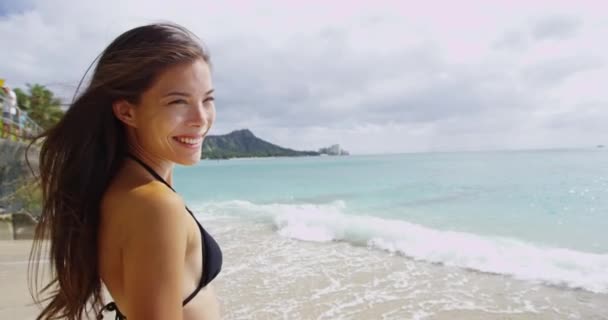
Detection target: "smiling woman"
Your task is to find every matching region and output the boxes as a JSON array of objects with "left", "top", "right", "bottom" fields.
[{"left": 27, "top": 23, "right": 223, "bottom": 320}]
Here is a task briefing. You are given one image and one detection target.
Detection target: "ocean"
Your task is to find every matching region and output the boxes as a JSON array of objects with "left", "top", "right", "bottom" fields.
[{"left": 174, "top": 149, "right": 608, "bottom": 319}]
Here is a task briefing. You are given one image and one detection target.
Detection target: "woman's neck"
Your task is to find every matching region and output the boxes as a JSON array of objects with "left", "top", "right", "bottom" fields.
[{"left": 126, "top": 149, "right": 174, "bottom": 185}]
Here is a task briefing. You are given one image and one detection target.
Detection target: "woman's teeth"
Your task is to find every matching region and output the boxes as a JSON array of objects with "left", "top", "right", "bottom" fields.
[{"left": 175, "top": 137, "right": 202, "bottom": 145}]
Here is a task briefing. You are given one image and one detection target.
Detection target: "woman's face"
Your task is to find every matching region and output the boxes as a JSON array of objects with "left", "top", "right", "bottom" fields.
[{"left": 129, "top": 58, "right": 216, "bottom": 165}]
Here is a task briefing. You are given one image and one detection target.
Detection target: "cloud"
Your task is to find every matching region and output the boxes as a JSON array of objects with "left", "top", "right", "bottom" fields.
[
  {"left": 493, "top": 15, "right": 583, "bottom": 51},
  {"left": 532, "top": 15, "right": 582, "bottom": 41},
  {"left": 0, "top": 0, "right": 34, "bottom": 16},
  {"left": 493, "top": 31, "right": 529, "bottom": 51},
  {"left": 523, "top": 56, "right": 603, "bottom": 87},
  {"left": 0, "top": 0, "right": 606, "bottom": 154},
  {"left": 546, "top": 101, "right": 608, "bottom": 133}
]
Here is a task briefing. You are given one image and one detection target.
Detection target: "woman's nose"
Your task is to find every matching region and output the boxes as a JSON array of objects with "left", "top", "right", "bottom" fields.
[{"left": 188, "top": 102, "right": 209, "bottom": 128}]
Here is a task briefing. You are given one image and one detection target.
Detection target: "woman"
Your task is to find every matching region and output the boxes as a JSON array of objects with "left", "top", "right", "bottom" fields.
[{"left": 28, "top": 23, "right": 222, "bottom": 320}]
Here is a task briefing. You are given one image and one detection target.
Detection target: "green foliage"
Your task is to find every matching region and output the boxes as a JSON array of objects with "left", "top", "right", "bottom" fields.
[
  {"left": 13, "top": 88, "right": 29, "bottom": 109},
  {"left": 15, "top": 84, "right": 64, "bottom": 130}
]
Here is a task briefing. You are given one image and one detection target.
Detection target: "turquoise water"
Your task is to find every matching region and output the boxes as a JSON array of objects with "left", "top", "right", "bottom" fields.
[{"left": 174, "top": 149, "right": 608, "bottom": 293}]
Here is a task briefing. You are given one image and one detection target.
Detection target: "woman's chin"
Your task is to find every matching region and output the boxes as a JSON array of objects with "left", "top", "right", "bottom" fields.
[{"left": 175, "top": 153, "right": 202, "bottom": 166}]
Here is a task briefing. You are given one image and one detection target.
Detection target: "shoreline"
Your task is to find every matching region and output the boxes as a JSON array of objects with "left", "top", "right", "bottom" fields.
[{"left": 3, "top": 217, "right": 607, "bottom": 320}]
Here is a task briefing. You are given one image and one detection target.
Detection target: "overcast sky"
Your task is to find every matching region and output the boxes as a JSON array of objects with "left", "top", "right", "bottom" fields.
[{"left": 0, "top": 0, "right": 606, "bottom": 154}]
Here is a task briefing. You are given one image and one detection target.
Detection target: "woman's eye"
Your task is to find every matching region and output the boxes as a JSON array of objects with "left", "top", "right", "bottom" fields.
[
  {"left": 204, "top": 97, "right": 215, "bottom": 103},
  {"left": 169, "top": 99, "right": 187, "bottom": 105}
]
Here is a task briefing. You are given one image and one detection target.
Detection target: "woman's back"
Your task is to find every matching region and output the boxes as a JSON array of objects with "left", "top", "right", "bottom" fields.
[{"left": 98, "top": 158, "right": 221, "bottom": 319}]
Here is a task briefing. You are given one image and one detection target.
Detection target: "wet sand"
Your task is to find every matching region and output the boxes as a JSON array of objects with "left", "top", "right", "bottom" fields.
[
  {"left": 209, "top": 216, "right": 608, "bottom": 320},
  {"left": 3, "top": 220, "right": 608, "bottom": 320}
]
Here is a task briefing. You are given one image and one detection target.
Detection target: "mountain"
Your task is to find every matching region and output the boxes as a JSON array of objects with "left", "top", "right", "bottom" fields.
[{"left": 201, "top": 129, "right": 321, "bottom": 159}]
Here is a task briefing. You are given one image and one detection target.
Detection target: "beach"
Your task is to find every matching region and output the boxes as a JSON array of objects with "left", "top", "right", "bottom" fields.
[
  {"left": 194, "top": 151, "right": 608, "bottom": 319},
  {"left": 3, "top": 150, "right": 608, "bottom": 319},
  {"left": 3, "top": 1, "right": 608, "bottom": 317},
  {"left": 4, "top": 218, "right": 607, "bottom": 319},
  {"left": 0, "top": 240, "right": 45, "bottom": 319},
  {"left": 207, "top": 214, "right": 608, "bottom": 320}
]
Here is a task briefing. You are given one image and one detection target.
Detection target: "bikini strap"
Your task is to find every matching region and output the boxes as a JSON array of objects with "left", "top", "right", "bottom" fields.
[
  {"left": 126, "top": 153, "right": 200, "bottom": 216},
  {"left": 97, "top": 302, "right": 126, "bottom": 320},
  {"left": 126, "top": 153, "right": 175, "bottom": 192}
]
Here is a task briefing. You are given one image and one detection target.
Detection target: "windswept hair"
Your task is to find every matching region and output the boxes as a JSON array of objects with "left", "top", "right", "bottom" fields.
[{"left": 27, "top": 22, "right": 210, "bottom": 319}]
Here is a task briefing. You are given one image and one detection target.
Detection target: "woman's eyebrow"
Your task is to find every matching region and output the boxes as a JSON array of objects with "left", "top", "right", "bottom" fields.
[
  {"left": 163, "top": 89, "right": 214, "bottom": 98},
  {"left": 164, "top": 91, "right": 190, "bottom": 98}
]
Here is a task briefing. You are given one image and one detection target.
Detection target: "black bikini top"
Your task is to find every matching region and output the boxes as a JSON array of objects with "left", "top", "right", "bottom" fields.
[{"left": 98, "top": 154, "right": 223, "bottom": 319}]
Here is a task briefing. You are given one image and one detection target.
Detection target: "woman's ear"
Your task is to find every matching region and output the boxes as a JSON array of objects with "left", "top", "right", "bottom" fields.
[{"left": 112, "top": 99, "right": 138, "bottom": 128}]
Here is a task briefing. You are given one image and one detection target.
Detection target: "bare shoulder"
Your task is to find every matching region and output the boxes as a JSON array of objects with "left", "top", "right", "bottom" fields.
[
  {"left": 120, "top": 180, "right": 188, "bottom": 250},
  {"left": 101, "top": 180, "right": 187, "bottom": 243}
]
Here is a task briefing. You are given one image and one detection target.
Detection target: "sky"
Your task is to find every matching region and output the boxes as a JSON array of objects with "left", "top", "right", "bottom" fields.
[{"left": 0, "top": 0, "right": 606, "bottom": 154}]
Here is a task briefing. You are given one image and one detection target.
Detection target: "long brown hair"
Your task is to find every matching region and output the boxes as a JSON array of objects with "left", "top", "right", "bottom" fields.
[{"left": 27, "top": 22, "right": 210, "bottom": 319}]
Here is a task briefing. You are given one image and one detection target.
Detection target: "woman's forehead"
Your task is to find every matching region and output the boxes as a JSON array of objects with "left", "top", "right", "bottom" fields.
[{"left": 150, "top": 59, "right": 213, "bottom": 96}]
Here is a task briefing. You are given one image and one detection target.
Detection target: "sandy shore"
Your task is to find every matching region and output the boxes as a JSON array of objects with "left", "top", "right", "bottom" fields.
[
  {"left": 3, "top": 221, "right": 608, "bottom": 320},
  {"left": 0, "top": 241, "right": 117, "bottom": 320},
  {"left": 209, "top": 216, "right": 608, "bottom": 320},
  {"left": 0, "top": 240, "right": 45, "bottom": 319}
]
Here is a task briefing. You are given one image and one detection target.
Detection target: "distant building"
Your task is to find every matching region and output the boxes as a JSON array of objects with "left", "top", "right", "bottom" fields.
[{"left": 318, "top": 144, "right": 349, "bottom": 156}]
